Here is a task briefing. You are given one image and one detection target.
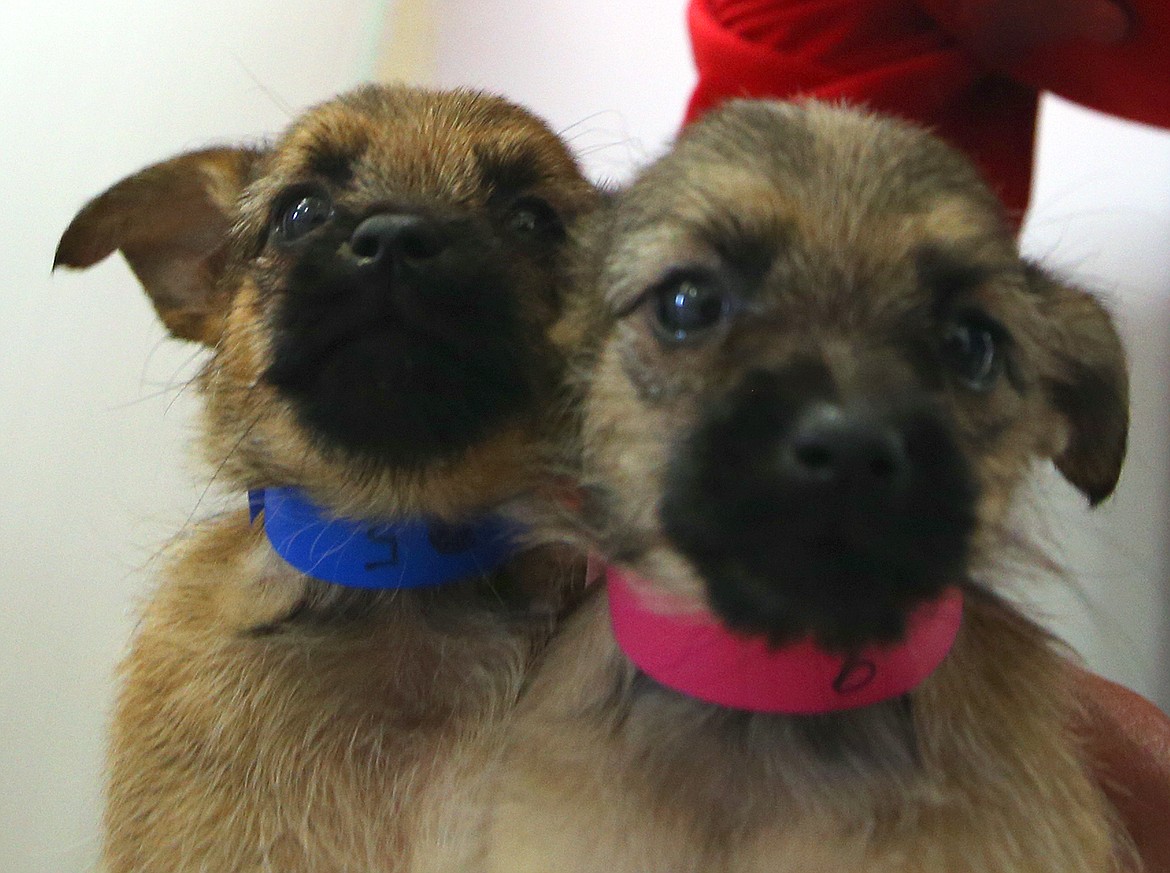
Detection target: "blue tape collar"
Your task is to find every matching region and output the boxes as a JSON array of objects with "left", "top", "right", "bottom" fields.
[{"left": 248, "top": 486, "right": 521, "bottom": 589}]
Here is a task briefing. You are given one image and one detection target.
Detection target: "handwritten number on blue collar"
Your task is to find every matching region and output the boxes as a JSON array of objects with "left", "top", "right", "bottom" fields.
[{"left": 248, "top": 487, "right": 520, "bottom": 590}]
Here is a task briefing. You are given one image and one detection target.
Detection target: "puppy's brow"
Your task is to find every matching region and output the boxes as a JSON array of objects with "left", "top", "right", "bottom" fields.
[
  {"left": 476, "top": 147, "right": 542, "bottom": 198},
  {"left": 915, "top": 245, "right": 994, "bottom": 305},
  {"left": 695, "top": 213, "right": 786, "bottom": 280},
  {"left": 306, "top": 144, "right": 361, "bottom": 186}
]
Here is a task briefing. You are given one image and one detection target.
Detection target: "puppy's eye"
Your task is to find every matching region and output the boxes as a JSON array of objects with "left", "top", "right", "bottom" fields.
[
  {"left": 942, "top": 317, "right": 1002, "bottom": 391},
  {"left": 272, "top": 188, "right": 334, "bottom": 243},
  {"left": 653, "top": 276, "right": 730, "bottom": 344},
  {"left": 506, "top": 196, "right": 564, "bottom": 241}
]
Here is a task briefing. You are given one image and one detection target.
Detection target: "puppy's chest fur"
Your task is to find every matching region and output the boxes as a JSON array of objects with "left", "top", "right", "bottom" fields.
[
  {"left": 108, "top": 512, "right": 548, "bottom": 873},
  {"left": 484, "top": 591, "right": 1120, "bottom": 873}
]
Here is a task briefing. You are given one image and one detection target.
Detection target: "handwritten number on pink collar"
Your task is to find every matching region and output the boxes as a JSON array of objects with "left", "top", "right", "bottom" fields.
[{"left": 832, "top": 654, "right": 878, "bottom": 695}]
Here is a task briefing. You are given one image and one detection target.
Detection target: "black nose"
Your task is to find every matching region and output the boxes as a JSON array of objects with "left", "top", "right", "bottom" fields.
[
  {"left": 781, "top": 402, "right": 909, "bottom": 495},
  {"left": 349, "top": 213, "right": 447, "bottom": 272}
]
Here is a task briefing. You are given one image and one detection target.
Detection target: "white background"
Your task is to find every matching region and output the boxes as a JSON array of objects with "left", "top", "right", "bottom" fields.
[
  {"left": 1, "top": 2, "right": 389, "bottom": 870},
  {"left": 1, "top": 2, "right": 1166, "bottom": 871}
]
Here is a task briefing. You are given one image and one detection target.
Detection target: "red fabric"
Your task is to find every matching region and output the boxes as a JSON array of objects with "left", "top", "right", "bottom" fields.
[
  {"left": 921, "top": 0, "right": 1170, "bottom": 127},
  {"left": 685, "top": 0, "right": 1169, "bottom": 219},
  {"left": 686, "top": 0, "right": 1038, "bottom": 218}
]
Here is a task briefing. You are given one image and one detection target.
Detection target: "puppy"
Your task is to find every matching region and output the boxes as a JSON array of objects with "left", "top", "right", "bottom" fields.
[
  {"left": 55, "top": 84, "right": 595, "bottom": 873},
  {"left": 482, "top": 100, "right": 1132, "bottom": 872}
]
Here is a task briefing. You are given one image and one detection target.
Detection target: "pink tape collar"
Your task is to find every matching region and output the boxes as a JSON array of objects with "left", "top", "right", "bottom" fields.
[{"left": 607, "top": 566, "right": 963, "bottom": 714}]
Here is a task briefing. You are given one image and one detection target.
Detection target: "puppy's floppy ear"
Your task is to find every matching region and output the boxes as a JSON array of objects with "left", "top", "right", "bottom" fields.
[
  {"left": 54, "top": 147, "right": 261, "bottom": 345},
  {"left": 1026, "top": 264, "right": 1129, "bottom": 506}
]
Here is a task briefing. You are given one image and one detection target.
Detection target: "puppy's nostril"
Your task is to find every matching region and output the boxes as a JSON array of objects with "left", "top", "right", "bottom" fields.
[
  {"left": 350, "top": 229, "right": 382, "bottom": 260},
  {"left": 397, "top": 225, "right": 445, "bottom": 261},
  {"left": 868, "top": 453, "right": 898, "bottom": 481},
  {"left": 793, "top": 442, "right": 836, "bottom": 477},
  {"left": 349, "top": 213, "right": 446, "bottom": 269}
]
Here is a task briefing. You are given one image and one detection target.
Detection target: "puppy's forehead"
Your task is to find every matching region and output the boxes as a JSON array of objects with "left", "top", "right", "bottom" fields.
[
  {"left": 603, "top": 101, "right": 1010, "bottom": 307},
  {"left": 267, "top": 86, "right": 577, "bottom": 202}
]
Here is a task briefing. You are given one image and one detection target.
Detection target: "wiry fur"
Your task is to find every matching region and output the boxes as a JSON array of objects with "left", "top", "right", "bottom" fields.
[
  {"left": 55, "top": 85, "right": 596, "bottom": 873},
  {"left": 479, "top": 101, "right": 1134, "bottom": 872}
]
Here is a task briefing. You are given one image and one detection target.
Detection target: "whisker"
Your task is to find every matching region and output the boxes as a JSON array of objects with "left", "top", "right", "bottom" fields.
[{"left": 229, "top": 52, "right": 296, "bottom": 119}]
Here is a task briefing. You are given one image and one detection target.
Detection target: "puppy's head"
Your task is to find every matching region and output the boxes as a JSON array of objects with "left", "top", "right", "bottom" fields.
[
  {"left": 575, "top": 100, "right": 1127, "bottom": 650},
  {"left": 56, "top": 86, "right": 597, "bottom": 517}
]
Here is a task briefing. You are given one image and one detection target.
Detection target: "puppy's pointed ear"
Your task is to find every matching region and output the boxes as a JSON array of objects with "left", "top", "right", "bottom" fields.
[
  {"left": 1027, "top": 265, "right": 1129, "bottom": 505},
  {"left": 54, "top": 147, "right": 262, "bottom": 345}
]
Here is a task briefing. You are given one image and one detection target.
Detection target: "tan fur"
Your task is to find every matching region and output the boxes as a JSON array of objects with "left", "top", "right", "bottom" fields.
[
  {"left": 486, "top": 593, "right": 1117, "bottom": 873},
  {"left": 55, "top": 85, "right": 596, "bottom": 873},
  {"left": 479, "top": 101, "right": 1133, "bottom": 872}
]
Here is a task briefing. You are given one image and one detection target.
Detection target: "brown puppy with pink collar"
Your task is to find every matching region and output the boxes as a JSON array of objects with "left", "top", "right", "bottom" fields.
[{"left": 482, "top": 100, "right": 1132, "bottom": 872}]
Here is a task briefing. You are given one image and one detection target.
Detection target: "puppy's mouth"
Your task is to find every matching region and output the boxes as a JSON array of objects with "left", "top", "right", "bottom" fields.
[
  {"left": 276, "top": 309, "right": 454, "bottom": 377},
  {"left": 659, "top": 367, "right": 978, "bottom": 651},
  {"left": 264, "top": 221, "right": 543, "bottom": 468}
]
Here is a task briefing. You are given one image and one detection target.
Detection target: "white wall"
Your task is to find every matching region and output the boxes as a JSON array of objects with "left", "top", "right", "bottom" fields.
[
  {"left": 1, "top": 3, "right": 1166, "bottom": 873},
  {"left": 0, "top": 3, "right": 388, "bottom": 871},
  {"left": 1021, "top": 97, "right": 1170, "bottom": 706},
  {"left": 431, "top": 0, "right": 696, "bottom": 184}
]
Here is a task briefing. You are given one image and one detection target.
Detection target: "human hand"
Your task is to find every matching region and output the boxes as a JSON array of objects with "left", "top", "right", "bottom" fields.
[{"left": 1073, "top": 667, "right": 1170, "bottom": 872}]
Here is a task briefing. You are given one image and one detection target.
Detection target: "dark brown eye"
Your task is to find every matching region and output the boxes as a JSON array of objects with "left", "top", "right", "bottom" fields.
[
  {"left": 506, "top": 196, "right": 563, "bottom": 241},
  {"left": 272, "top": 188, "right": 333, "bottom": 243},
  {"left": 653, "top": 275, "right": 730, "bottom": 344},
  {"left": 942, "top": 317, "right": 1001, "bottom": 391}
]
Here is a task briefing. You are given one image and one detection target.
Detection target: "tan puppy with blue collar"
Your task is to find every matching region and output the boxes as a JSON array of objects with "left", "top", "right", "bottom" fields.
[
  {"left": 481, "top": 100, "right": 1132, "bottom": 872},
  {"left": 56, "top": 84, "right": 595, "bottom": 873}
]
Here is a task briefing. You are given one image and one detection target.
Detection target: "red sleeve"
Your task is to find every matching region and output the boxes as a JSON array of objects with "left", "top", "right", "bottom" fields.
[{"left": 685, "top": 0, "right": 1038, "bottom": 219}]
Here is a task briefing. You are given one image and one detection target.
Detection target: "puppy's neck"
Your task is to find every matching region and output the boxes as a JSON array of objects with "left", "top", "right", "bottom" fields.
[
  {"left": 606, "top": 566, "right": 963, "bottom": 715},
  {"left": 249, "top": 486, "right": 521, "bottom": 590},
  {"left": 525, "top": 583, "right": 1091, "bottom": 840}
]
